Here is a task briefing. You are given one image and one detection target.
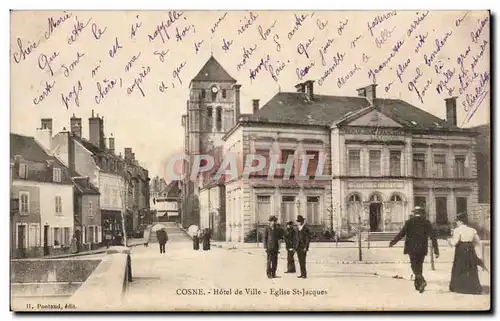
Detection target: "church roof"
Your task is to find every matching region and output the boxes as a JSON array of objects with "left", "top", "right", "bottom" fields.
[{"left": 192, "top": 56, "right": 236, "bottom": 82}]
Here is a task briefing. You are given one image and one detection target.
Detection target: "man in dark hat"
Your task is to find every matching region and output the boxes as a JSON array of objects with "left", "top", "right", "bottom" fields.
[
  {"left": 284, "top": 221, "right": 297, "bottom": 273},
  {"left": 263, "top": 215, "right": 284, "bottom": 278},
  {"left": 294, "top": 215, "right": 311, "bottom": 278},
  {"left": 389, "top": 206, "right": 439, "bottom": 293}
]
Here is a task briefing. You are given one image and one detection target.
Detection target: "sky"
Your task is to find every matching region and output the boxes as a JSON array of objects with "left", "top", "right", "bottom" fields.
[{"left": 10, "top": 10, "right": 490, "bottom": 179}]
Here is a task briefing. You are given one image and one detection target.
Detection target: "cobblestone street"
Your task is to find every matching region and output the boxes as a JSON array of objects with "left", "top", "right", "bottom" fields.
[{"left": 121, "top": 228, "right": 490, "bottom": 311}]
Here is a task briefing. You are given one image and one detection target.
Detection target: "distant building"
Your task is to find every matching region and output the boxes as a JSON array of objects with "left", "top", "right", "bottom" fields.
[
  {"left": 154, "top": 180, "right": 181, "bottom": 222},
  {"left": 10, "top": 132, "right": 74, "bottom": 258}
]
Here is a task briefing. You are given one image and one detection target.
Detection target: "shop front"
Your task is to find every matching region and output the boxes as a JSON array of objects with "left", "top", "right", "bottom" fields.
[{"left": 101, "top": 210, "right": 123, "bottom": 245}]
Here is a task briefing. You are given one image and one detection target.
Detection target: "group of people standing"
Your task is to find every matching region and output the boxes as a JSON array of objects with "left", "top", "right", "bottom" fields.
[
  {"left": 192, "top": 228, "right": 212, "bottom": 251},
  {"left": 389, "top": 206, "right": 487, "bottom": 295},
  {"left": 263, "top": 215, "right": 311, "bottom": 279}
]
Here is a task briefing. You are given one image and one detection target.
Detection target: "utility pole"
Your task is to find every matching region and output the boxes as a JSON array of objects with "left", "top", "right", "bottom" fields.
[{"left": 357, "top": 213, "right": 363, "bottom": 262}]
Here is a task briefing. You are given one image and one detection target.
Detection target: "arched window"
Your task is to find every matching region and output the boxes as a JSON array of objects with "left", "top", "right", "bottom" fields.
[
  {"left": 348, "top": 194, "right": 361, "bottom": 202},
  {"left": 388, "top": 194, "right": 404, "bottom": 230},
  {"left": 346, "top": 193, "right": 362, "bottom": 231},
  {"left": 369, "top": 193, "right": 383, "bottom": 202},
  {"left": 390, "top": 194, "right": 402, "bottom": 202},
  {"left": 216, "top": 107, "right": 222, "bottom": 131},
  {"left": 206, "top": 107, "right": 213, "bottom": 131}
]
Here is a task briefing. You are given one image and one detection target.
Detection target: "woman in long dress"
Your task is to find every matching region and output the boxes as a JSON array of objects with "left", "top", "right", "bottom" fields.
[
  {"left": 193, "top": 228, "right": 200, "bottom": 251},
  {"left": 448, "top": 213, "right": 486, "bottom": 294},
  {"left": 202, "top": 228, "right": 211, "bottom": 251}
]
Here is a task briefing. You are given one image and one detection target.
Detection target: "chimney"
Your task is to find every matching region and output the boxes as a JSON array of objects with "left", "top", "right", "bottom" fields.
[
  {"left": 108, "top": 134, "right": 115, "bottom": 154},
  {"left": 357, "top": 84, "right": 377, "bottom": 105},
  {"left": 252, "top": 99, "right": 260, "bottom": 114},
  {"left": 89, "top": 110, "right": 105, "bottom": 148},
  {"left": 41, "top": 118, "right": 53, "bottom": 131},
  {"left": 445, "top": 97, "right": 458, "bottom": 127},
  {"left": 304, "top": 80, "right": 315, "bottom": 101},
  {"left": 233, "top": 84, "right": 241, "bottom": 121},
  {"left": 295, "top": 83, "right": 305, "bottom": 93},
  {"left": 70, "top": 113, "right": 82, "bottom": 137},
  {"left": 35, "top": 118, "right": 53, "bottom": 152}
]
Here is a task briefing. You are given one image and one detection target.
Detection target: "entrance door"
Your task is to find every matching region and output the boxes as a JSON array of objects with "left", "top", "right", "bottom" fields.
[
  {"left": 369, "top": 203, "right": 382, "bottom": 232},
  {"left": 43, "top": 225, "right": 50, "bottom": 255},
  {"left": 17, "top": 225, "right": 26, "bottom": 258}
]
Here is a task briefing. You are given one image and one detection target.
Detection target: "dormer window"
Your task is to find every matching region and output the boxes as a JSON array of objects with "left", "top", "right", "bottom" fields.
[
  {"left": 53, "top": 168, "right": 62, "bottom": 182},
  {"left": 19, "top": 164, "right": 28, "bottom": 179}
]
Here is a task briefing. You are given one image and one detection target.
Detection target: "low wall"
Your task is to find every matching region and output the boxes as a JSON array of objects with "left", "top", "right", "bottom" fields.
[
  {"left": 11, "top": 246, "right": 132, "bottom": 311},
  {"left": 69, "top": 247, "right": 132, "bottom": 311},
  {"left": 11, "top": 259, "right": 100, "bottom": 284}
]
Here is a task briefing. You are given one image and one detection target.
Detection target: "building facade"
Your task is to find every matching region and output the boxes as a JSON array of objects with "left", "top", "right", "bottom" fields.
[
  {"left": 73, "top": 177, "right": 101, "bottom": 250},
  {"left": 180, "top": 56, "right": 239, "bottom": 228},
  {"left": 10, "top": 132, "right": 74, "bottom": 258},
  {"left": 222, "top": 81, "right": 479, "bottom": 241}
]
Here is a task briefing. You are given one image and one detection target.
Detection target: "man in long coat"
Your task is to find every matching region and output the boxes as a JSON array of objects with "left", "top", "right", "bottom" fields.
[
  {"left": 284, "top": 221, "right": 297, "bottom": 273},
  {"left": 389, "top": 206, "right": 439, "bottom": 293},
  {"left": 263, "top": 216, "right": 284, "bottom": 278},
  {"left": 294, "top": 215, "right": 311, "bottom": 278},
  {"left": 157, "top": 229, "right": 168, "bottom": 254}
]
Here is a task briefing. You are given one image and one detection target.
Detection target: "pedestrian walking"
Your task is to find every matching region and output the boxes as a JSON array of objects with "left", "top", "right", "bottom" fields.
[
  {"left": 284, "top": 221, "right": 297, "bottom": 273},
  {"left": 202, "top": 228, "right": 212, "bottom": 251},
  {"left": 294, "top": 215, "right": 311, "bottom": 279},
  {"left": 157, "top": 229, "right": 168, "bottom": 254},
  {"left": 193, "top": 228, "right": 201, "bottom": 251},
  {"left": 389, "top": 206, "right": 439, "bottom": 293},
  {"left": 448, "top": 212, "right": 487, "bottom": 295},
  {"left": 105, "top": 232, "right": 112, "bottom": 249},
  {"left": 263, "top": 215, "right": 284, "bottom": 278}
]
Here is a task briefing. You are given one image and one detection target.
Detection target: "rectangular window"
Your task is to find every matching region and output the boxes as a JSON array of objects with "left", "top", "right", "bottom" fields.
[
  {"left": 256, "top": 195, "right": 271, "bottom": 223},
  {"left": 413, "top": 153, "right": 426, "bottom": 177},
  {"left": 28, "top": 224, "right": 40, "bottom": 247},
  {"left": 455, "top": 155, "right": 466, "bottom": 178},
  {"left": 435, "top": 197, "right": 448, "bottom": 225},
  {"left": 280, "top": 150, "right": 295, "bottom": 177},
  {"left": 53, "top": 168, "right": 62, "bottom": 182},
  {"left": 390, "top": 150, "right": 401, "bottom": 176},
  {"left": 348, "top": 150, "right": 361, "bottom": 176},
  {"left": 306, "top": 196, "right": 320, "bottom": 224},
  {"left": 414, "top": 196, "right": 427, "bottom": 211},
  {"left": 19, "top": 164, "right": 28, "bottom": 179},
  {"left": 55, "top": 196, "right": 62, "bottom": 215},
  {"left": 88, "top": 201, "right": 93, "bottom": 217},
  {"left": 53, "top": 227, "right": 62, "bottom": 246},
  {"left": 254, "top": 149, "right": 270, "bottom": 176},
  {"left": 112, "top": 189, "right": 118, "bottom": 206},
  {"left": 19, "top": 191, "right": 29, "bottom": 215},
  {"left": 369, "top": 150, "right": 381, "bottom": 176},
  {"left": 305, "top": 151, "right": 319, "bottom": 176},
  {"left": 63, "top": 227, "right": 70, "bottom": 246},
  {"left": 222, "top": 89, "right": 227, "bottom": 98},
  {"left": 281, "top": 196, "right": 296, "bottom": 224},
  {"left": 456, "top": 197, "right": 468, "bottom": 215},
  {"left": 201, "top": 89, "right": 206, "bottom": 99},
  {"left": 434, "top": 154, "right": 446, "bottom": 177},
  {"left": 87, "top": 226, "right": 94, "bottom": 243}
]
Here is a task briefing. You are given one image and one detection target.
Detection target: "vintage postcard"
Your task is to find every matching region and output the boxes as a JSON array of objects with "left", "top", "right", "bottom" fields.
[{"left": 10, "top": 10, "right": 490, "bottom": 311}]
